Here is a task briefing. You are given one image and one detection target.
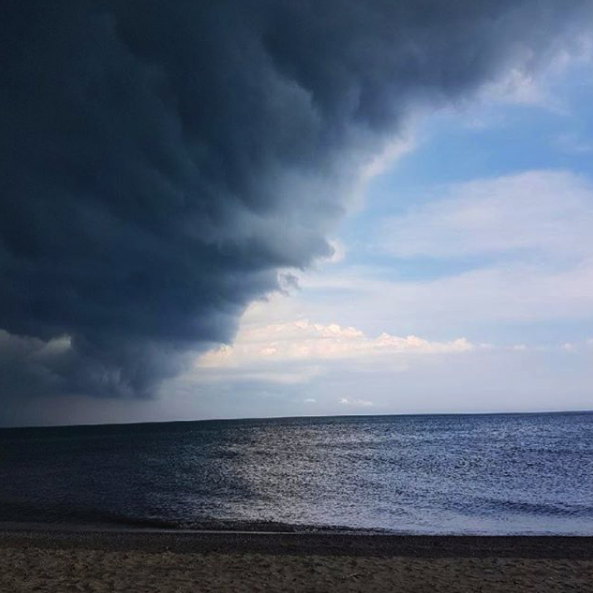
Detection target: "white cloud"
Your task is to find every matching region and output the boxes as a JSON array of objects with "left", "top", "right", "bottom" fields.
[
  {"left": 325, "top": 239, "right": 346, "bottom": 263},
  {"left": 187, "top": 313, "right": 474, "bottom": 389},
  {"left": 359, "top": 134, "right": 417, "bottom": 180},
  {"left": 340, "top": 397, "right": 374, "bottom": 408},
  {"left": 476, "top": 33, "right": 593, "bottom": 112},
  {"left": 295, "top": 258, "right": 593, "bottom": 335},
  {"left": 382, "top": 170, "right": 593, "bottom": 261},
  {"left": 481, "top": 67, "right": 552, "bottom": 108},
  {"left": 198, "top": 318, "right": 472, "bottom": 373}
]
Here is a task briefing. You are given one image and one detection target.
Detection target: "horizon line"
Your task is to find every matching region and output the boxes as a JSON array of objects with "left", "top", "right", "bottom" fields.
[{"left": 2, "top": 408, "right": 592, "bottom": 431}]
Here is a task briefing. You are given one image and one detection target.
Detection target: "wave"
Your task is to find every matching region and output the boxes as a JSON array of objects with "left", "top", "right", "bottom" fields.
[
  {"left": 0, "top": 498, "right": 376, "bottom": 533},
  {"left": 0, "top": 498, "right": 181, "bottom": 530},
  {"left": 461, "top": 496, "right": 593, "bottom": 518}
]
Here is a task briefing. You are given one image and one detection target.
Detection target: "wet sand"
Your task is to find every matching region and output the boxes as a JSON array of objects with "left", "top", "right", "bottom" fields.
[{"left": 1, "top": 530, "right": 592, "bottom": 592}]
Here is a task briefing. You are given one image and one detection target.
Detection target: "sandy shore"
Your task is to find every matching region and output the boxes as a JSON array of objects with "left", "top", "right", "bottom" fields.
[{"left": 1, "top": 530, "right": 592, "bottom": 592}]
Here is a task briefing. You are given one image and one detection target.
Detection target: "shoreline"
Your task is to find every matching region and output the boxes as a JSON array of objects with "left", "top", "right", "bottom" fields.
[{"left": 2, "top": 527, "right": 593, "bottom": 559}]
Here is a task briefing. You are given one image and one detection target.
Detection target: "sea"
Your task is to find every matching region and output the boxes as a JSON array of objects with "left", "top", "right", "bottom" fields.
[{"left": 0, "top": 412, "right": 592, "bottom": 535}]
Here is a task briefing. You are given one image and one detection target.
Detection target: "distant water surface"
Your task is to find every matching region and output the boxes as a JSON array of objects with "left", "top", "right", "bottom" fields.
[{"left": 0, "top": 413, "right": 592, "bottom": 535}]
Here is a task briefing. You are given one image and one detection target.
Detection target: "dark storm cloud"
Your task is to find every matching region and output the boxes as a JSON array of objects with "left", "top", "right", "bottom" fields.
[{"left": 0, "top": 0, "right": 591, "bottom": 403}]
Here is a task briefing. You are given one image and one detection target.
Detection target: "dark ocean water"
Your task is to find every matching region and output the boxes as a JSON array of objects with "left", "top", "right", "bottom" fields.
[{"left": 0, "top": 413, "right": 592, "bottom": 535}]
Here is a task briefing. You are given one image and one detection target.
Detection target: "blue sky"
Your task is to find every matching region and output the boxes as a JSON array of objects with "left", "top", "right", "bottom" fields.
[{"left": 23, "top": 38, "right": 593, "bottom": 426}]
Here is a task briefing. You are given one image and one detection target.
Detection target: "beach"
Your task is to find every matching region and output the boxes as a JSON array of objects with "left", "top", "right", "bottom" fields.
[{"left": 1, "top": 530, "right": 592, "bottom": 592}]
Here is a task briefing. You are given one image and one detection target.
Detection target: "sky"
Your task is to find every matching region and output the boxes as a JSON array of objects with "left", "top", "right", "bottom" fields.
[{"left": 1, "top": 1, "right": 593, "bottom": 426}]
